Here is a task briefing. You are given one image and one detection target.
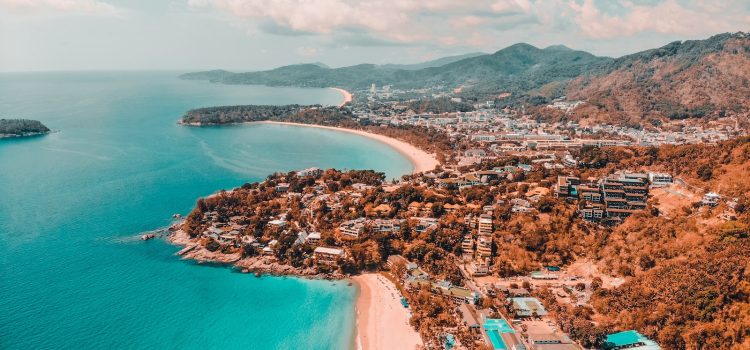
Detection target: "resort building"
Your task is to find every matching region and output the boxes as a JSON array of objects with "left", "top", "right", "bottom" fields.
[
  {"left": 468, "top": 258, "right": 490, "bottom": 276},
  {"left": 406, "top": 279, "right": 479, "bottom": 305},
  {"left": 647, "top": 172, "right": 673, "bottom": 187},
  {"left": 313, "top": 246, "right": 345, "bottom": 266},
  {"left": 603, "top": 330, "right": 661, "bottom": 350},
  {"left": 371, "top": 218, "right": 404, "bottom": 234},
  {"left": 555, "top": 176, "right": 581, "bottom": 198},
  {"left": 339, "top": 218, "right": 367, "bottom": 238},
  {"left": 461, "top": 235, "right": 475, "bottom": 258},
  {"left": 411, "top": 217, "right": 439, "bottom": 233},
  {"left": 306, "top": 231, "right": 321, "bottom": 245},
  {"left": 556, "top": 173, "right": 652, "bottom": 223},
  {"left": 510, "top": 297, "right": 548, "bottom": 318},
  {"left": 476, "top": 236, "right": 492, "bottom": 259},
  {"left": 477, "top": 214, "right": 493, "bottom": 236}
]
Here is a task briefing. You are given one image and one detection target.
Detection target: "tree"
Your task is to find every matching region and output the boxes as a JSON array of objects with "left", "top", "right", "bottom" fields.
[{"left": 590, "top": 277, "right": 603, "bottom": 291}]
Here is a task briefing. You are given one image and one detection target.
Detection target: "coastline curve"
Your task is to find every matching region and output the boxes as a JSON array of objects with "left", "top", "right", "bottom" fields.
[{"left": 259, "top": 121, "right": 439, "bottom": 174}]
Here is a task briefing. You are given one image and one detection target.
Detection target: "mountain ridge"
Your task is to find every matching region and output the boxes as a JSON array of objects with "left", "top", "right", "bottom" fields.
[{"left": 182, "top": 32, "right": 750, "bottom": 124}]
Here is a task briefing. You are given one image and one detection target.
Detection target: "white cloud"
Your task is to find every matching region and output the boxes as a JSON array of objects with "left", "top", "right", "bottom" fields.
[
  {"left": 189, "top": 0, "right": 534, "bottom": 45},
  {"left": 569, "top": 0, "right": 748, "bottom": 39},
  {"left": 0, "top": 0, "right": 123, "bottom": 15},
  {"left": 186, "top": 0, "right": 749, "bottom": 52},
  {"left": 491, "top": 0, "right": 532, "bottom": 13},
  {"left": 296, "top": 46, "right": 320, "bottom": 57}
]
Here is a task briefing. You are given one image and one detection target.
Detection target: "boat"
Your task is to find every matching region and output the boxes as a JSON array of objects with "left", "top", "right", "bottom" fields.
[{"left": 401, "top": 297, "right": 410, "bottom": 308}]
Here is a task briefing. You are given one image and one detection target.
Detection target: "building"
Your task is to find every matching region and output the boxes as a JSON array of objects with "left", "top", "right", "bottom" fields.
[
  {"left": 371, "top": 218, "right": 403, "bottom": 233},
  {"left": 433, "top": 281, "right": 480, "bottom": 305},
  {"left": 530, "top": 271, "right": 558, "bottom": 280},
  {"left": 603, "top": 330, "right": 661, "bottom": 350},
  {"left": 465, "top": 148, "right": 488, "bottom": 157},
  {"left": 297, "top": 167, "right": 323, "bottom": 177},
  {"left": 478, "top": 214, "right": 493, "bottom": 236},
  {"left": 527, "top": 332, "right": 579, "bottom": 350},
  {"left": 306, "top": 231, "right": 321, "bottom": 245},
  {"left": 476, "top": 236, "right": 492, "bottom": 259},
  {"left": 647, "top": 172, "right": 673, "bottom": 187},
  {"left": 313, "top": 246, "right": 345, "bottom": 265},
  {"left": 339, "top": 218, "right": 366, "bottom": 238},
  {"left": 562, "top": 154, "right": 578, "bottom": 168},
  {"left": 510, "top": 297, "right": 548, "bottom": 318},
  {"left": 471, "top": 134, "right": 497, "bottom": 142},
  {"left": 564, "top": 173, "right": 650, "bottom": 223},
  {"left": 411, "top": 217, "right": 439, "bottom": 233},
  {"left": 461, "top": 235, "right": 475, "bottom": 257},
  {"left": 468, "top": 258, "right": 490, "bottom": 276},
  {"left": 701, "top": 192, "right": 721, "bottom": 207},
  {"left": 275, "top": 183, "right": 290, "bottom": 192},
  {"left": 555, "top": 176, "right": 581, "bottom": 198},
  {"left": 406, "top": 279, "right": 479, "bottom": 305}
]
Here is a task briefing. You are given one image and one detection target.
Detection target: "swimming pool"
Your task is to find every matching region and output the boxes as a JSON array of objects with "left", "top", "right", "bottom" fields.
[
  {"left": 483, "top": 319, "right": 515, "bottom": 350},
  {"left": 487, "top": 330, "right": 507, "bottom": 349}
]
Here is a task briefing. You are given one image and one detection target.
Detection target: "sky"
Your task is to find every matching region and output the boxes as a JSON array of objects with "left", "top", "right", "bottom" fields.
[{"left": 0, "top": 0, "right": 748, "bottom": 72}]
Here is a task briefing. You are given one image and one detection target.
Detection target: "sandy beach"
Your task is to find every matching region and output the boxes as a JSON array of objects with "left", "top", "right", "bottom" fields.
[
  {"left": 353, "top": 274, "right": 423, "bottom": 350},
  {"left": 261, "top": 121, "right": 439, "bottom": 174},
  {"left": 330, "top": 87, "right": 353, "bottom": 106}
]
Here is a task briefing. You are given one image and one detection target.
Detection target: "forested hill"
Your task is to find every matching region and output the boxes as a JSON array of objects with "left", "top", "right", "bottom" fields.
[
  {"left": 563, "top": 32, "right": 750, "bottom": 125},
  {"left": 183, "top": 32, "right": 749, "bottom": 124},
  {"left": 0, "top": 119, "right": 50, "bottom": 138},
  {"left": 180, "top": 43, "right": 609, "bottom": 98}
]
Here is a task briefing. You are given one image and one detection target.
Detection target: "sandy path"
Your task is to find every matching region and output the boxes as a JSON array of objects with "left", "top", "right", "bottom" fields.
[{"left": 352, "top": 273, "right": 422, "bottom": 350}]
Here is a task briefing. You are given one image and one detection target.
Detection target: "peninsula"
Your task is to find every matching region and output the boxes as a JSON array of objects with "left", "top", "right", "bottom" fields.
[{"left": 0, "top": 118, "right": 50, "bottom": 139}]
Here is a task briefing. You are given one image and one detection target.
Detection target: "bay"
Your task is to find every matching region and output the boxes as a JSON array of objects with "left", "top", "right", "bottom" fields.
[{"left": 0, "top": 71, "right": 412, "bottom": 349}]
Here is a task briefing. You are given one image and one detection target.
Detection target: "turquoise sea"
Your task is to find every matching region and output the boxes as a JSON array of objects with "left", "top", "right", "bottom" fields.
[{"left": 0, "top": 72, "right": 412, "bottom": 349}]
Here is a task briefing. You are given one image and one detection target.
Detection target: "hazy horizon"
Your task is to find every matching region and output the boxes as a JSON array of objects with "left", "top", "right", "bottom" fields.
[{"left": 1, "top": 0, "right": 749, "bottom": 73}]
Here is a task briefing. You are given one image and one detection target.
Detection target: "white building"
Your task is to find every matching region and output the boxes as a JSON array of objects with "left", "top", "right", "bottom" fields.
[{"left": 648, "top": 172, "right": 673, "bottom": 187}]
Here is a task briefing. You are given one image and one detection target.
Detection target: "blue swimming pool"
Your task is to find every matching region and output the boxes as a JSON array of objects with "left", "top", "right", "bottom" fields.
[
  {"left": 483, "top": 319, "right": 514, "bottom": 350},
  {"left": 487, "top": 330, "right": 507, "bottom": 350}
]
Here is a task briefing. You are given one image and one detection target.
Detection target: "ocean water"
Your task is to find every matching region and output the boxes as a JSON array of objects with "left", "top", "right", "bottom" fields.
[{"left": 0, "top": 72, "right": 412, "bottom": 349}]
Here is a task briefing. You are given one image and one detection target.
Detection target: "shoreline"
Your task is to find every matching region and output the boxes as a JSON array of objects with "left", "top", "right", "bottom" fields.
[
  {"left": 259, "top": 121, "right": 439, "bottom": 174},
  {"left": 352, "top": 273, "right": 423, "bottom": 350},
  {"left": 330, "top": 87, "right": 353, "bottom": 107},
  {"left": 168, "top": 229, "right": 425, "bottom": 350}
]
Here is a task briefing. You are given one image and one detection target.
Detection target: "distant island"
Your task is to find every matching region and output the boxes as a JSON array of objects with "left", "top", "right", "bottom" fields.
[{"left": 0, "top": 119, "right": 50, "bottom": 139}]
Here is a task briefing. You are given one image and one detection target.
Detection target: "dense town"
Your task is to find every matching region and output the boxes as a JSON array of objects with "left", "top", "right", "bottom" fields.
[{"left": 170, "top": 86, "right": 750, "bottom": 350}]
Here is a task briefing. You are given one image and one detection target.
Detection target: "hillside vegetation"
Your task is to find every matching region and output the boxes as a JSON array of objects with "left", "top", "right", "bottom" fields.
[
  {"left": 181, "top": 43, "right": 609, "bottom": 100},
  {"left": 566, "top": 32, "right": 750, "bottom": 125}
]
